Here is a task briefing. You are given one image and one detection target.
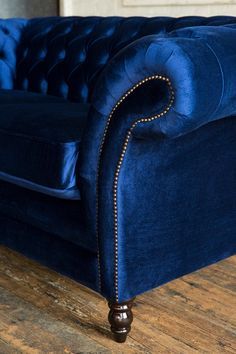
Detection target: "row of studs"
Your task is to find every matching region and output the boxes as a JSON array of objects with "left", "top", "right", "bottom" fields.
[
  {"left": 96, "top": 75, "right": 174, "bottom": 300},
  {"left": 113, "top": 76, "right": 175, "bottom": 301}
]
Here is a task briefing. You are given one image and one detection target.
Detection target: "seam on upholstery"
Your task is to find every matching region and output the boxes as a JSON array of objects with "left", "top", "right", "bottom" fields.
[
  {"left": 0, "top": 127, "right": 81, "bottom": 145},
  {"left": 204, "top": 42, "right": 224, "bottom": 118},
  {"left": 96, "top": 75, "right": 174, "bottom": 300}
]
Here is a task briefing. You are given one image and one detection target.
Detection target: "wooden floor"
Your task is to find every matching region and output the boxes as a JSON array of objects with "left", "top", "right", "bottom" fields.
[{"left": 0, "top": 246, "right": 235, "bottom": 353}]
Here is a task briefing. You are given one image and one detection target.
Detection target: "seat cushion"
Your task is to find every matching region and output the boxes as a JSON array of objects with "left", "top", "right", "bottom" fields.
[{"left": 0, "top": 90, "right": 90, "bottom": 199}]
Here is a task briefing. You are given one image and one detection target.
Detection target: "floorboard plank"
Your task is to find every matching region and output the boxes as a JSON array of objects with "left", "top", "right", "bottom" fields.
[{"left": 0, "top": 246, "right": 235, "bottom": 353}]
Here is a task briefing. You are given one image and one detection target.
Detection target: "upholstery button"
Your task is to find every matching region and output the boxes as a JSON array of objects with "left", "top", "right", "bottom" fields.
[
  {"left": 58, "top": 50, "right": 66, "bottom": 60},
  {"left": 40, "top": 79, "right": 48, "bottom": 93},
  {"left": 23, "top": 49, "right": 28, "bottom": 58},
  {"left": 21, "top": 78, "right": 29, "bottom": 90},
  {"left": 2, "top": 28, "right": 9, "bottom": 35}
]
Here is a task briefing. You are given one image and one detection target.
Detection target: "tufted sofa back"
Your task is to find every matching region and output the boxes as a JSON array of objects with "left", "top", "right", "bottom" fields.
[
  {"left": 0, "top": 19, "right": 26, "bottom": 89},
  {"left": 1, "top": 16, "right": 236, "bottom": 103}
]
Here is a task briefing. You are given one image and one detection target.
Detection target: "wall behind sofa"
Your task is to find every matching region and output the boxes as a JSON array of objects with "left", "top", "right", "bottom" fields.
[
  {"left": 0, "top": 0, "right": 58, "bottom": 18},
  {"left": 60, "top": 0, "right": 236, "bottom": 17}
]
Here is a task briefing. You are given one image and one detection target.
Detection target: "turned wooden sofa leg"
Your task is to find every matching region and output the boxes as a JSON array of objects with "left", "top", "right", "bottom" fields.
[{"left": 108, "top": 298, "right": 135, "bottom": 343}]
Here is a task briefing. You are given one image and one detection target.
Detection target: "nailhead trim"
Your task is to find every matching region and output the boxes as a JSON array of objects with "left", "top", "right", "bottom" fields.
[{"left": 96, "top": 75, "right": 175, "bottom": 300}]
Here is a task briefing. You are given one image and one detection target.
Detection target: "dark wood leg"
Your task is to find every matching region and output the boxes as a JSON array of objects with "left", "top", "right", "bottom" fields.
[{"left": 108, "top": 298, "right": 135, "bottom": 343}]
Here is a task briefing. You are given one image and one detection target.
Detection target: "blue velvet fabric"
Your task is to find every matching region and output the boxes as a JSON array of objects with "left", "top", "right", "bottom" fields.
[
  {"left": 0, "top": 180, "right": 96, "bottom": 252},
  {"left": 0, "top": 213, "right": 98, "bottom": 292},
  {"left": 79, "top": 21, "right": 236, "bottom": 300},
  {"left": 13, "top": 16, "right": 236, "bottom": 102},
  {"left": 80, "top": 24, "right": 236, "bottom": 219},
  {"left": 116, "top": 117, "right": 236, "bottom": 300},
  {"left": 0, "top": 90, "right": 89, "bottom": 199},
  {"left": 0, "top": 19, "right": 26, "bottom": 89},
  {"left": 83, "top": 114, "right": 236, "bottom": 300},
  {"left": 0, "top": 16, "right": 235, "bottom": 303}
]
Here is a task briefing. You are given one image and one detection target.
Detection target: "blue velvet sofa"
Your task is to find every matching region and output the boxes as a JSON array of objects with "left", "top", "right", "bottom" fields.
[{"left": 0, "top": 15, "right": 236, "bottom": 342}]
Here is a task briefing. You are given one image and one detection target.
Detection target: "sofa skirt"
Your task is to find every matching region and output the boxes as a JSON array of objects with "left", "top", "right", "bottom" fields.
[{"left": 0, "top": 213, "right": 99, "bottom": 293}]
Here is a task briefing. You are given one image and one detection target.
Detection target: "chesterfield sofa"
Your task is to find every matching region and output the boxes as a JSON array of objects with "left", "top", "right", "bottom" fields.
[{"left": 0, "top": 15, "right": 236, "bottom": 343}]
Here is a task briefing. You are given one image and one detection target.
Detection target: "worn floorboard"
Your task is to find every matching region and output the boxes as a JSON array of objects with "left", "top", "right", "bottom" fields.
[{"left": 0, "top": 246, "right": 235, "bottom": 353}]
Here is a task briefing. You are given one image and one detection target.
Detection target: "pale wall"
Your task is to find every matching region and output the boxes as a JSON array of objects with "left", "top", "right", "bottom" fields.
[
  {"left": 0, "top": 0, "right": 58, "bottom": 18},
  {"left": 60, "top": 0, "right": 236, "bottom": 17}
]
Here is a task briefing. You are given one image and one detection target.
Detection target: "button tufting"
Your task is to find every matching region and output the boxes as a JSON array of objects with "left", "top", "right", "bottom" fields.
[
  {"left": 0, "top": 19, "right": 26, "bottom": 89},
  {"left": 11, "top": 16, "right": 236, "bottom": 102},
  {"left": 2, "top": 28, "right": 10, "bottom": 35}
]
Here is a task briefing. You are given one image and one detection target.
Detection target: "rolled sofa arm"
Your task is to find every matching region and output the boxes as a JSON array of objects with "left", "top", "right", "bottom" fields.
[
  {"left": 80, "top": 24, "right": 236, "bottom": 201},
  {"left": 88, "top": 25, "right": 236, "bottom": 140},
  {"left": 79, "top": 25, "right": 236, "bottom": 298}
]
